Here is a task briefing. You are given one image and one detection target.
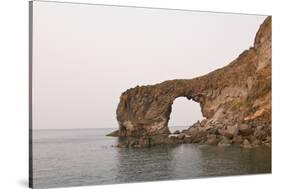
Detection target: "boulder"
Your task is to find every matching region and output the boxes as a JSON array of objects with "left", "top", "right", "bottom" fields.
[
  {"left": 254, "top": 128, "right": 267, "bottom": 140},
  {"left": 178, "top": 133, "right": 186, "bottom": 140},
  {"left": 252, "top": 138, "right": 261, "bottom": 146},
  {"left": 191, "top": 136, "right": 206, "bottom": 143},
  {"left": 184, "top": 135, "right": 192, "bottom": 143},
  {"left": 197, "top": 127, "right": 207, "bottom": 137},
  {"left": 265, "top": 143, "right": 271, "bottom": 147},
  {"left": 239, "top": 124, "right": 253, "bottom": 136},
  {"left": 217, "top": 128, "right": 225, "bottom": 135},
  {"left": 186, "top": 127, "right": 198, "bottom": 137},
  {"left": 265, "top": 136, "right": 271, "bottom": 143},
  {"left": 218, "top": 136, "right": 232, "bottom": 146},
  {"left": 243, "top": 139, "right": 251, "bottom": 145},
  {"left": 224, "top": 126, "right": 238, "bottom": 139},
  {"left": 232, "top": 135, "right": 243, "bottom": 144},
  {"left": 241, "top": 139, "right": 252, "bottom": 148},
  {"left": 200, "top": 119, "right": 208, "bottom": 126},
  {"left": 204, "top": 125, "right": 213, "bottom": 132},
  {"left": 206, "top": 134, "right": 218, "bottom": 145}
]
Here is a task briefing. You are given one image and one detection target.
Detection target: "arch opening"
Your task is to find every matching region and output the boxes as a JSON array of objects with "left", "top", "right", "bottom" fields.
[{"left": 168, "top": 97, "right": 204, "bottom": 133}]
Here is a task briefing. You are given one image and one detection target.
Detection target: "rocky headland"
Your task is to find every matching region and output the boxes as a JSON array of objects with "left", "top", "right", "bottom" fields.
[{"left": 108, "top": 16, "right": 272, "bottom": 148}]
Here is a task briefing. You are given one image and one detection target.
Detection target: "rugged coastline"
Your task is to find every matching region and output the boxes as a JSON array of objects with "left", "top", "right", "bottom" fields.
[{"left": 108, "top": 17, "right": 272, "bottom": 148}]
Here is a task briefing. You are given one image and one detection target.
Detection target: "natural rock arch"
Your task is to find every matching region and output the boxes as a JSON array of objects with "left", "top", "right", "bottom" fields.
[
  {"left": 109, "top": 17, "right": 271, "bottom": 147},
  {"left": 115, "top": 80, "right": 210, "bottom": 137}
]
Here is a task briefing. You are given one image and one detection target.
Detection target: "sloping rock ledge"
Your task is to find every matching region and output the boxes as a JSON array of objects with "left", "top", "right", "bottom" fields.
[{"left": 108, "top": 17, "right": 272, "bottom": 148}]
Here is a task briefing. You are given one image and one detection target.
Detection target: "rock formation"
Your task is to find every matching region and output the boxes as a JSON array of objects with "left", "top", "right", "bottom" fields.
[{"left": 108, "top": 16, "right": 271, "bottom": 148}]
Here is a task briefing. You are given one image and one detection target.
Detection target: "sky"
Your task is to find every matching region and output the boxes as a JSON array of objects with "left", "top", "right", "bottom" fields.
[{"left": 32, "top": 1, "right": 266, "bottom": 129}]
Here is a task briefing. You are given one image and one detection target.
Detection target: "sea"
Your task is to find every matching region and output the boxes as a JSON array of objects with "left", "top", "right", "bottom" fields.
[{"left": 32, "top": 127, "right": 271, "bottom": 188}]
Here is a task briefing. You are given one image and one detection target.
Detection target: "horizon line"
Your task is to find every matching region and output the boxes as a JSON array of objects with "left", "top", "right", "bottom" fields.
[{"left": 32, "top": 125, "right": 190, "bottom": 131}]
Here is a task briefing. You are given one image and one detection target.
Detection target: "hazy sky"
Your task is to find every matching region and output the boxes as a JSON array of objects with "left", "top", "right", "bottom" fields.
[{"left": 32, "top": 1, "right": 266, "bottom": 129}]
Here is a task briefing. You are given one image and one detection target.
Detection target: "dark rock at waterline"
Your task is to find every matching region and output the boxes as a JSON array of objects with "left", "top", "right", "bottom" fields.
[
  {"left": 114, "top": 133, "right": 198, "bottom": 148},
  {"left": 219, "top": 136, "right": 232, "bottom": 146},
  {"left": 184, "top": 135, "right": 192, "bottom": 143},
  {"left": 238, "top": 124, "right": 253, "bottom": 136},
  {"left": 224, "top": 125, "right": 238, "bottom": 139},
  {"left": 232, "top": 135, "right": 243, "bottom": 144},
  {"left": 178, "top": 133, "right": 186, "bottom": 140},
  {"left": 241, "top": 139, "right": 252, "bottom": 148},
  {"left": 206, "top": 134, "right": 219, "bottom": 145},
  {"left": 106, "top": 130, "right": 120, "bottom": 137}
]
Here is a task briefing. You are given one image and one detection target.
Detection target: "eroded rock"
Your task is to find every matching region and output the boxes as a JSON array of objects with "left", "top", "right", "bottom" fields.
[{"left": 110, "top": 17, "right": 272, "bottom": 148}]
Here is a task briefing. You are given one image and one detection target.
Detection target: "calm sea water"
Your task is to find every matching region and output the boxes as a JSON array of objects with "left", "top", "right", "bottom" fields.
[{"left": 32, "top": 127, "right": 271, "bottom": 188}]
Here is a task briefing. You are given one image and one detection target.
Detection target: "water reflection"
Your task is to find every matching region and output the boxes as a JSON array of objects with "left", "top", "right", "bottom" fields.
[
  {"left": 115, "top": 143, "right": 271, "bottom": 183},
  {"left": 115, "top": 145, "right": 176, "bottom": 182},
  {"left": 197, "top": 145, "right": 271, "bottom": 177}
]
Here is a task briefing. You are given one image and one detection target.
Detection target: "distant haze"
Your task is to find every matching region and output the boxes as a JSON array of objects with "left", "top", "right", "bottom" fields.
[{"left": 32, "top": 1, "right": 266, "bottom": 129}]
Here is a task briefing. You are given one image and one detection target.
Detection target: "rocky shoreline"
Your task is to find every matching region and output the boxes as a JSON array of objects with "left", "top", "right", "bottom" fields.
[
  {"left": 108, "top": 17, "right": 272, "bottom": 149},
  {"left": 111, "top": 119, "right": 271, "bottom": 148}
]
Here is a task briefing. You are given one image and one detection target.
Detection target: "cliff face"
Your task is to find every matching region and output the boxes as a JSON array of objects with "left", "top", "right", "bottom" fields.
[{"left": 110, "top": 17, "right": 271, "bottom": 148}]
